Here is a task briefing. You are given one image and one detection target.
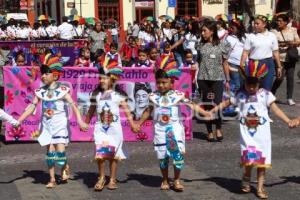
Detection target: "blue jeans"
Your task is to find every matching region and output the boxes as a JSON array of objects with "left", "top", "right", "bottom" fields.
[
  {"left": 174, "top": 52, "right": 184, "bottom": 68},
  {"left": 112, "top": 35, "right": 118, "bottom": 45},
  {"left": 229, "top": 63, "right": 241, "bottom": 93}
]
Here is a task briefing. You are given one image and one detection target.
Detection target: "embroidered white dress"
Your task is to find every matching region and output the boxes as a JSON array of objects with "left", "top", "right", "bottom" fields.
[
  {"left": 93, "top": 91, "right": 127, "bottom": 160},
  {"left": 230, "top": 88, "right": 276, "bottom": 168},
  {"left": 35, "top": 83, "right": 70, "bottom": 146},
  {"left": 149, "top": 90, "right": 186, "bottom": 160}
]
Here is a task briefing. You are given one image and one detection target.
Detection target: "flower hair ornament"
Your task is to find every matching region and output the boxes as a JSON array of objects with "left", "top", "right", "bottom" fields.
[
  {"left": 40, "top": 49, "right": 64, "bottom": 76},
  {"left": 158, "top": 54, "right": 181, "bottom": 79},
  {"left": 240, "top": 60, "right": 269, "bottom": 81},
  {"left": 98, "top": 59, "right": 124, "bottom": 80}
]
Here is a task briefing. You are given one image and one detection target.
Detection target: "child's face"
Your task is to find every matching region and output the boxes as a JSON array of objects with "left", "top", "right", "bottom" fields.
[
  {"left": 16, "top": 56, "right": 25, "bottom": 66},
  {"left": 41, "top": 72, "right": 57, "bottom": 85},
  {"left": 156, "top": 78, "right": 173, "bottom": 94},
  {"left": 245, "top": 82, "right": 259, "bottom": 94},
  {"left": 99, "top": 75, "right": 113, "bottom": 91},
  {"left": 149, "top": 49, "right": 158, "bottom": 60},
  {"left": 110, "top": 47, "right": 117, "bottom": 55},
  {"left": 84, "top": 50, "right": 90, "bottom": 59},
  {"left": 164, "top": 46, "right": 171, "bottom": 53},
  {"left": 138, "top": 52, "right": 147, "bottom": 62},
  {"left": 185, "top": 53, "right": 193, "bottom": 64}
]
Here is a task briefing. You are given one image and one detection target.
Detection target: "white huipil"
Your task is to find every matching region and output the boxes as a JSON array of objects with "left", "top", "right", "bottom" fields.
[
  {"left": 149, "top": 90, "right": 186, "bottom": 160},
  {"left": 93, "top": 90, "right": 127, "bottom": 160},
  {"left": 230, "top": 88, "right": 276, "bottom": 168},
  {"left": 35, "top": 83, "right": 70, "bottom": 146}
]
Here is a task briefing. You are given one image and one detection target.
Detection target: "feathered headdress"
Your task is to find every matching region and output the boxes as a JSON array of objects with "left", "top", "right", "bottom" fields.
[
  {"left": 240, "top": 60, "right": 269, "bottom": 80},
  {"left": 40, "top": 48, "right": 64, "bottom": 76},
  {"left": 98, "top": 59, "right": 123, "bottom": 80},
  {"left": 157, "top": 55, "right": 181, "bottom": 79}
]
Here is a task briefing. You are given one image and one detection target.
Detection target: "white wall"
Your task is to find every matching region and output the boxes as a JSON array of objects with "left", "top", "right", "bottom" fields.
[
  {"left": 255, "top": 0, "right": 273, "bottom": 16},
  {"left": 64, "top": 0, "right": 95, "bottom": 18},
  {"left": 202, "top": 1, "right": 227, "bottom": 17},
  {"left": 123, "top": 0, "right": 134, "bottom": 30}
]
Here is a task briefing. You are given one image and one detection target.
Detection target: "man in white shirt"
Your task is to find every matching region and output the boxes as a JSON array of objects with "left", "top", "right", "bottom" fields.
[
  {"left": 57, "top": 16, "right": 74, "bottom": 40},
  {"left": 132, "top": 21, "right": 140, "bottom": 38},
  {"left": 47, "top": 20, "right": 58, "bottom": 39}
]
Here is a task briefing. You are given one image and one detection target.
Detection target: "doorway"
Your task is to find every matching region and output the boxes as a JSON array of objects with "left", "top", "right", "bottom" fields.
[{"left": 136, "top": 8, "right": 154, "bottom": 23}]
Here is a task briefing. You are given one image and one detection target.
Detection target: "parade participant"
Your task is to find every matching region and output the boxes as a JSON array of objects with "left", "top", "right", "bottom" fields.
[
  {"left": 15, "top": 51, "right": 26, "bottom": 66},
  {"left": 183, "top": 49, "right": 199, "bottom": 96},
  {"left": 89, "top": 22, "right": 107, "bottom": 62},
  {"left": 130, "top": 49, "right": 152, "bottom": 68},
  {"left": 47, "top": 19, "right": 58, "bottom": 39},
  {"left": 38, "top": 16, "right": 51, "bottom": 40},
  {"left": 30, "top": 22, "right": 41, "bottom": 40},
  {"left": 0, "top": 108, "right": 19, "bottom": 126},
  {"left": 271, "top": 13, "right": 300, "bottom": 106},
  {"left": 119, "top": 36, "right": 138, "bottom": 67},
  {"left": 16, "top": 21, "right": 30, "bottom": 40},
  {"left": 210, "top": 60, "right": 292, "bottom": 199},
  {"left": 18, "top": 50, "right": 89, "bottom": 188},
  {"left": 84, "top": 62, "right": 139, "bottom": 191},
  {"left": 197, "top": 20, "right": 230, "bottom": 142},
  {"left": 240, "top": 15, "right": 283, "bottom": 91},
  {"left": 184, "top": 20, "right": 199, "bottom": 61},
  {"left": 74, "top": 47, "right": 92, "bottom": 67},
  {"left": 101, "top": 43, "right": 122, "bottom": 68},
  {"left": 225, "top": 19, "right": 247, "bottom": 93},
  {"left": 216, "top": 20, "right": 228, "bottom": 41},
  {"left": 137, "top": 57, "right": 210, "bottom": 191},
  {"left": 149, "top": 47, "right": 159, "bottom": 67},
  {"left": 57, "top": 16, "right": 74, "bottom": 40}
]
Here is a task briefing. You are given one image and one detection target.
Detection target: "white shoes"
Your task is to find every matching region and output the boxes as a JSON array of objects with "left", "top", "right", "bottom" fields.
[{"left": 287, "top": 99, "right": 296, "bottom": 106}]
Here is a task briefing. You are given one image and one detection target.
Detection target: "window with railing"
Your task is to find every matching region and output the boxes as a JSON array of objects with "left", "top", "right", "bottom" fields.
[
  {"left": 177, "top": 0, "right": 199, "bottom": 17},
  {"left": 98, "top": 0, "right": 120, "bottom": 22}
]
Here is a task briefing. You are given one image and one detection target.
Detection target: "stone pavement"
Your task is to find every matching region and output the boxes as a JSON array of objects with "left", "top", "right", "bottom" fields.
[{"left": 1, "top": 64, "right": 300, "bottom": 200}]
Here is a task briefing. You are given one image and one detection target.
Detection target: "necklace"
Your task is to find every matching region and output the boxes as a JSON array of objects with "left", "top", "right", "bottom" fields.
[{"left": 46, "top": 83, "right": 58, "bottom": 98}]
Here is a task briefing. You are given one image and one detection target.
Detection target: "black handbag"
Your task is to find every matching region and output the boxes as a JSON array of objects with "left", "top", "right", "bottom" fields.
[{"left": 280, "top": 31, "right": 299, "bottom": 62}]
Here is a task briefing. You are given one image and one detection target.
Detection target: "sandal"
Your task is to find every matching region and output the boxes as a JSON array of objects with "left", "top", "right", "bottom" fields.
[
  {"left": 216, "top": 130, "right": 223, "bottom": 142},
  {"left": 160, "top": 182, "right": 170, "bottom": 190},
  {"left": 46, "top": 181, "right": 56, "bottom": 189},
  {"left": 61, "top": 166, "right": 70, "bottom": 182},
  {"left": 207, "top": 132, "right": 214, "bottom": 142},
  {"left": 173, "top": 179, "right": 184, "bottom": 191},
  {"left": 107, "top": 178, "right": 118, "bottom": 190},
  {"left": 257, "top": 188, "right": 268, "bottom": 199},
  {"left": 241, "top": 176, "right": 251, "bottom": 193},
  {"left": 94, "top": 176, "right": 106, "bottom": 191}
]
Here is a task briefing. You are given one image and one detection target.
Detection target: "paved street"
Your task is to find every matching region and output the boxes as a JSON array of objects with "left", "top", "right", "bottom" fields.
[{"left": 1, "top": 64, "right": 300, "bottom": 200}]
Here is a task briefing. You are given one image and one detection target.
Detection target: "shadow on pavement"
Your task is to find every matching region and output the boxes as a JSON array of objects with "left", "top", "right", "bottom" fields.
[
  {"left": 193, "top": 131, "right": 208, "bottom": 141},
  {"left": 72, "top": 172, "right": 98, "bottom": 188},
  {"left": 124, "top": 173, "right": 162, "bottom": 187},
  {"left": 0, "top": 170, "right": 50, "bottom": 185},
  {"left": 183, "top": 177, "right": 246, "bottom": 194},
  {"left": 265, "top": 176, "right": 300, "bottom": 187}
]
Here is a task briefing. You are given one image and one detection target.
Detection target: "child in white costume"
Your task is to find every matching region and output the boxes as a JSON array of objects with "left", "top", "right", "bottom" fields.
[
  {"left": 85, "top": 63, "right": 139, "bottom": 191},
  {"left": 211, "top": 60, "right": 292, "bottom": 199},
  {"left": 18, "top": 50, "right": 88, "bottom": 188},
  {"left": 0, "top": 109, "right": 19, "bottom": 126},
  {"left": 138, "top": 58, "right": 211, "bottom": 191}
]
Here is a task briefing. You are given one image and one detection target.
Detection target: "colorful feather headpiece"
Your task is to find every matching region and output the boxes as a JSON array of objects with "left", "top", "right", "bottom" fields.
[
  {"left": 240, "top": 60, "right": 269, "bottom": 80},
  {"left": 98, "top": 59, "right": 123, "bottom": 79},
  {"left": 157, "top": 55, "right": 181, "bottom": 79},
  {"left": 41, "top": 49, "right": 63, "bottom": 75}
]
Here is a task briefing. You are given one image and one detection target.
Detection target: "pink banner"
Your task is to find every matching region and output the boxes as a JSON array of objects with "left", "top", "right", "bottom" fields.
[{"left": 3, "top": 66, "right": 192, "bottom": 142}]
